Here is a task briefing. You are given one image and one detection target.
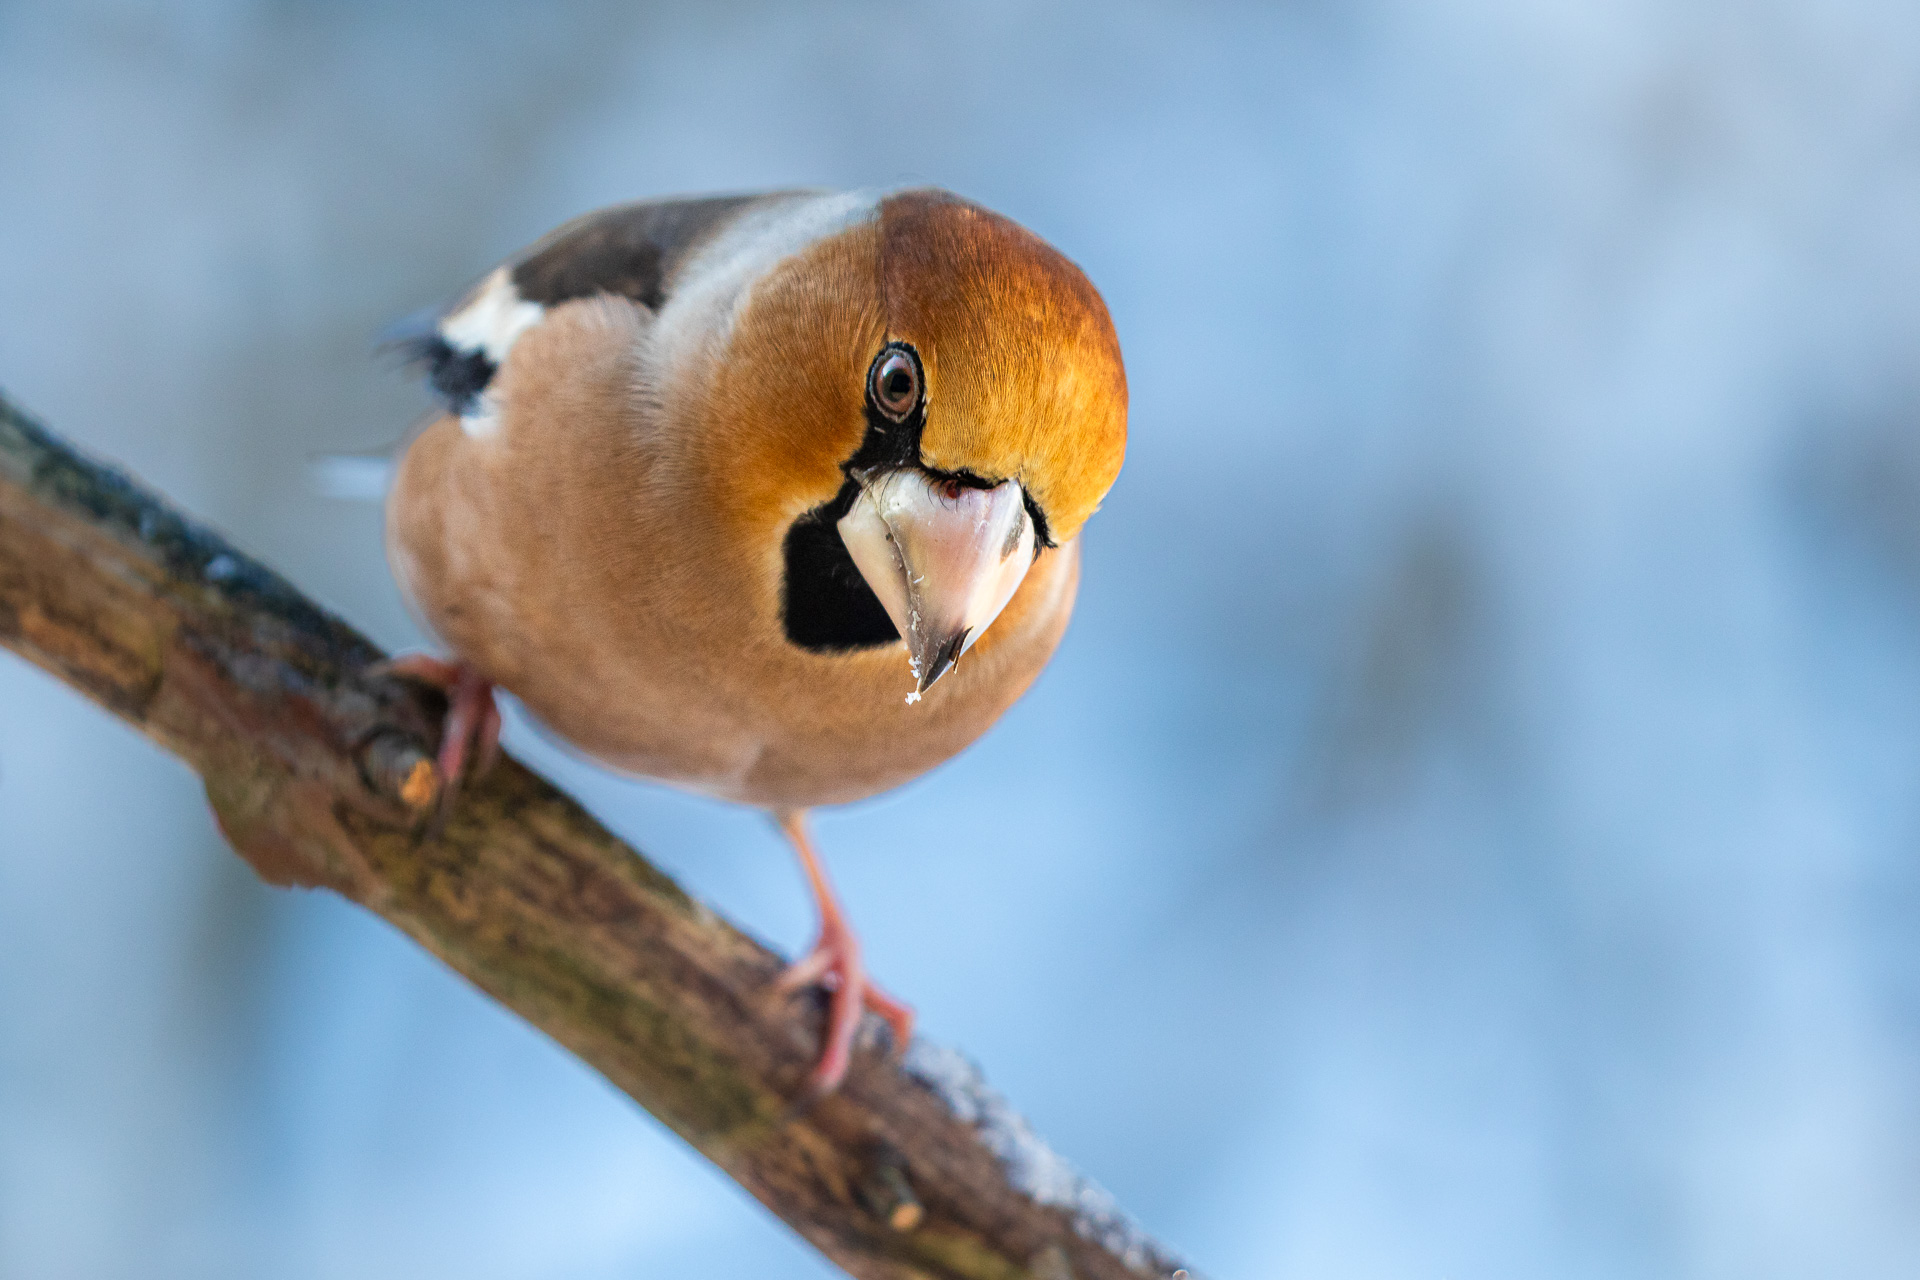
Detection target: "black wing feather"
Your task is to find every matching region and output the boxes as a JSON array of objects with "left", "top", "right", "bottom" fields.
[
  {"left": 508, "top": 193, "right": 792, "bottom": 310},
  {"left": 400, "top": 192, "right": 806, "bottom": 415}
]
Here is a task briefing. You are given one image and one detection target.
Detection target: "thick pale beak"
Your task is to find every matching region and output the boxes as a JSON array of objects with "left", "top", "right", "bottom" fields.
[{"left": 837, "top": 469, "right": 1036, "bottom": 700}]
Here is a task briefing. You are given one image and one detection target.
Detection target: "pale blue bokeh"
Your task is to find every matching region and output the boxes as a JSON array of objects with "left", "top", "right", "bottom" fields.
[{"left": 4, "top": 3, "right": 1920, "bottom": 1277}]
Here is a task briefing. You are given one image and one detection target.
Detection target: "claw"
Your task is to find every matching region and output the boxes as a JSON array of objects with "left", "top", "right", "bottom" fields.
[
  {"left": 773, "top": 810, "right": 916, "bottom": 1096},
  {"left": 373, "top": 654, "right": 500, "bottom": 819}
]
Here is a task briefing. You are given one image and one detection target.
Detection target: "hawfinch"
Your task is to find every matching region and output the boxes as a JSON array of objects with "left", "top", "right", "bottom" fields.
[{"left": 384, "top": 188, "right": 1127, "bottom": 1094}]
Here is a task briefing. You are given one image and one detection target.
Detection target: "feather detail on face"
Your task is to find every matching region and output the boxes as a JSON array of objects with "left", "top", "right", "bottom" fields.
[
  {"left": 876, "top": 191, "right": 1127, "bottom": 547},
  {"left": 671, "top": 189, "right": 1127, "bottom": 698}
]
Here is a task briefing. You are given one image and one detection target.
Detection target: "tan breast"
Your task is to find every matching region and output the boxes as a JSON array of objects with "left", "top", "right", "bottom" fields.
[{"left": 386, "top": 294, "right": 1082, "bottom": 810}]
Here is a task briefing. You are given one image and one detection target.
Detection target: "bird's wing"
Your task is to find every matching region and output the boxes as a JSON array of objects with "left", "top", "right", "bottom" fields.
[
  {"left": 400, "top": 192, "right": 810, "bottom": 418},
  {"left": 506, "top": 193, "right": 784, "bottom": 311}
]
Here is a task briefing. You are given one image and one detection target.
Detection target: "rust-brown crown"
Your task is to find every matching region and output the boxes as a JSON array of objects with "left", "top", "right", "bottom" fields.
[
  {"left": 692, "top": 188, "right": 1126, "bottom": 562},
  {"left": 876, "top": 190, "right": 1127, "bottom": 545}
]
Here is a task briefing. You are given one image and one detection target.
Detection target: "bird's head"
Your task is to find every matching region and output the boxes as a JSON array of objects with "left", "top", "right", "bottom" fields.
[{"left": 698, "top": 189, "right": 1126, "bottom": 699}]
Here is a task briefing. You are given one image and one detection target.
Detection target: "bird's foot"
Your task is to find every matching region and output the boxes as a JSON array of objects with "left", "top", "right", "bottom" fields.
[
  {"left": 371, "top": 654, "right": 501, "bottom": 815},
  {"left": 777, "top": 918, "right": 915, "bottom": 1097}
]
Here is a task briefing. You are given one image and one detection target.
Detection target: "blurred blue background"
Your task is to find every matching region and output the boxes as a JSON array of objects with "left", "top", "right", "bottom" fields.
[{"left": 5, "top": 1, "right": 1920, "bottom": 1276}]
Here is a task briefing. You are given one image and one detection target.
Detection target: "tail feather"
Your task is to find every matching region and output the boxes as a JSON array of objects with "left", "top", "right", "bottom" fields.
[{"left": 307, "top": 451, "right": 396, "bottom": 502}]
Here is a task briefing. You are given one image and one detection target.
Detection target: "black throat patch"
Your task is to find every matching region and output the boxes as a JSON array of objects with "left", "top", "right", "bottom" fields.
[
  {"left": 779, "top": 346, "right": 927, "bottom": 652},
  {"left": 780, "top": 476, "right": 901, "bottom": 651},
  {"left": 777, "top": 343, "right": 1052, "bottom": 654}
]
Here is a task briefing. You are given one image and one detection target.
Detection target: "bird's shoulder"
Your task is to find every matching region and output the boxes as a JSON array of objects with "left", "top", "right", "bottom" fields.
[{"left": 399, "top": 191, "right": 819, "bottom": 420}]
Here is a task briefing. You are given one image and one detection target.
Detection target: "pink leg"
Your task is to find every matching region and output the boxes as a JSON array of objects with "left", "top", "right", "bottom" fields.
[
  {"left": 773, "top": 809, "right": 915, "bottom": 1096},
  {"left": 373, "top": 654, "right": 502, "bottom": 814}
]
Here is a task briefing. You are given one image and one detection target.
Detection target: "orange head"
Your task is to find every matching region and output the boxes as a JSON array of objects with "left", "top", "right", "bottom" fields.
[{"left": 689, "top": 188, "right": 1128, "bottom": 693}]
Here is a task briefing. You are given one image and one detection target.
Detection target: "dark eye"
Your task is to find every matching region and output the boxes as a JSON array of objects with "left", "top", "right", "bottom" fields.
[{"left": 869, "top": 347, "right": 920, "bottom": 421}]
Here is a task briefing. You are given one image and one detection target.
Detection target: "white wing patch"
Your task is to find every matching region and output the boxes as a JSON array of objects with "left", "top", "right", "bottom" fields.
[{"left": 441, "top": 267, "right": 545, "bottom": 436}]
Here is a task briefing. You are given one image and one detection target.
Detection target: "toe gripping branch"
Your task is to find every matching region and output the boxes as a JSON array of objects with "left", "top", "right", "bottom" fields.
[
  {"left": 774, "top": 810, "right": 917, "bottom": 1099},
  {"left": 369, "top": 655, "right": 501, "bottom": 820}
]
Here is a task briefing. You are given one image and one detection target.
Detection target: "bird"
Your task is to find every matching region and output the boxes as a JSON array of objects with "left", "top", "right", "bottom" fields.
[{"left": 382, "top": 188, "right": 1127, "bottom": 1095}]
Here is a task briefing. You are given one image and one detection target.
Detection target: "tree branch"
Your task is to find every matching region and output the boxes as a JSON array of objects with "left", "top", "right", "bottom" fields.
[{"left": 0, "top": 388, "right": 1193, "bottom": 1280}]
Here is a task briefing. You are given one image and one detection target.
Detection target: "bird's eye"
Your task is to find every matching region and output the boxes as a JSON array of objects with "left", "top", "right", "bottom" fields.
[{"left": 869, "top": 347, "right": 920, "bottom": 421}]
